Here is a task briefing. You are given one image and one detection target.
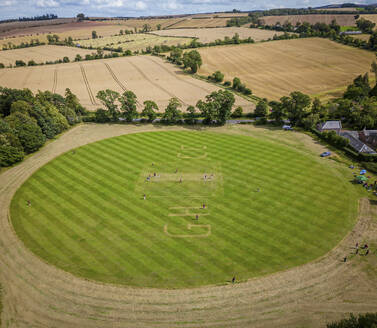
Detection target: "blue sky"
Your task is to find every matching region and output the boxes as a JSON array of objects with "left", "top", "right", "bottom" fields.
[{"left": 0, "top": 0, "right": 374, "bottom": 20}]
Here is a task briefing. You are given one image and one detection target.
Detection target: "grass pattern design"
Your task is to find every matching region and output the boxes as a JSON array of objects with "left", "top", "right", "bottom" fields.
[{"left": 10, "top": 131, "right": 357, "bottom": 288}]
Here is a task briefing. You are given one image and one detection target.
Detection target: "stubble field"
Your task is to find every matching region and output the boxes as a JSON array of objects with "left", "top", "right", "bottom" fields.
[
  {"left": 260, "top": 14, "right": 357, "bottom": 26},
  {"left": 151, "top": 27, "right": 286, "bottom": 43},
  {"left": 77, "top": 33, "right": 193, "bottom": 52},
  {"left": 196, "top": 38, "right": 375, "bottom": 100},
  {"left": 0, "top": 55, "right": 254, "bottom": 111},
  {"left": 0, "top": 45, "right": 110, "bottom": 66}
]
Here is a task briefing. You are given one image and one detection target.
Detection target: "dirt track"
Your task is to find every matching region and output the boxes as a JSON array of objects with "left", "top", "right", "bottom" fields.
[{"left": 0, "top": 124, "right": 376, "bottom": 328}]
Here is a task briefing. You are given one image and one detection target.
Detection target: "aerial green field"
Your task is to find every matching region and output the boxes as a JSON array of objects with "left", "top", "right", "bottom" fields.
[{"left": 10, "top": 130, "right": 358, "bottom": 288}]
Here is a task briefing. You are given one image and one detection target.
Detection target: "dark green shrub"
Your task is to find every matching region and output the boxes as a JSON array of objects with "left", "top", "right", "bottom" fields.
[{"left": 327, "top": 312, "right": 377, "bottom": 328}]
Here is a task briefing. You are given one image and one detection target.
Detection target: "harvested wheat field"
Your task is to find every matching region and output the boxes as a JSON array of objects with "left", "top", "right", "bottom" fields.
[
  {"left": 0, "top": 45, "right": 110, "bottom": 66},
  {"left": 103, "top": 18, "right": 187, "bottom": 30},
  {"left": 167, "top": 17, "right": 230, "bottom": 29},
  {"left": 197, "top": 38, "right": 375, "bottom": 100},
  {"left": 0, "top": 24, "right": 142, "bottom": 49},
  {"left": 1, "top": 123, "right": 376, "bottom": 328},
  {"left": 260, "top": 14, "right": 357, "bottom": 26},
  {"left": 0, "top": 55, "right": 253, "bottom": 111},
  {"left": 351, "top": 33, "right": 370, "bottom": 41},
  {"left": 0, "top": 18, "right": 76, "bottom": 36},
  {"left": 359, "top": 14, "right": 377, "bottom": 28},
  {"left": 152, "top": 27, "right": 286, "bottom": 43},
  {"left": 77, "top": 33, "right": 193, "bottom": 52}
]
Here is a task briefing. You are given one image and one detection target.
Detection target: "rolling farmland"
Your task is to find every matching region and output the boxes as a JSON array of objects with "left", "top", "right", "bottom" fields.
[
  {"left": 260, "top": 14, "right": 357, "bottom": 26},
  {"left": 152, "top": 27, "right": 286, "bottom": 43},
  {"left": 196, "top": 38, "right": 375, "bottom": 100},
  {"left": 0, "top": 55, "right": 254, "bottom": 111},
  {"left": 77, "top": 33, "right": 193, "bottom": 52},
  {"left": 0, "top": 45, "right": 110, "bottom": 66},
  {"left": 166, "top": 17, "right": 230, "bottom": 29}
]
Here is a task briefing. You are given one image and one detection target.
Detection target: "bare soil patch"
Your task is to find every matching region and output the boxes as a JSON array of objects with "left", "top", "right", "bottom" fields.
[{"left": 0, "top": 123, "right": 376, "bottom": 327}]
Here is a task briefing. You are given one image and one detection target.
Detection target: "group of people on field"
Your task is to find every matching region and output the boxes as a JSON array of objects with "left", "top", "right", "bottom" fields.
[{"left": 343, "top": 242, "right": 371, "bottom": 262}]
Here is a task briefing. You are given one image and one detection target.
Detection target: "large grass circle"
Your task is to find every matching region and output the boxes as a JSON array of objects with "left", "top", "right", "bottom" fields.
[{"left": 11, "top": 131, "right": 357, "bottom": 288}]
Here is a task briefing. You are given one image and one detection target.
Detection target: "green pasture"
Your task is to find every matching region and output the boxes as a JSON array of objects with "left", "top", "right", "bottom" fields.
[{"left": 10, "top": 131, "right": 358, "bottom": 288}]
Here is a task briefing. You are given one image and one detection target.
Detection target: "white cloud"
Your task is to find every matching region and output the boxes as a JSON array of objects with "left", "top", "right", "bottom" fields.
[
  {"left": 0, "top": 0, "right": 16, "bottom": 6},
  {"left": 135, "top": 0, "right": 147, "bottom": 10},
  {"left": 92, "top": 0, "right": 124, "bottom": 8},
  {"left": 36, "top": 0, "right": 59, "bottom": 7},
  {"left": 162, "top": 0, "right": 182, "bottom": 10}
]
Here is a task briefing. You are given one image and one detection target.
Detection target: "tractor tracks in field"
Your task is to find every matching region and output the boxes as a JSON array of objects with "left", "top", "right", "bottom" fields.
[
  {"left": 52, "top": 68, "right": 57, "bottom": 94},
  {"left": 80, "top": 63, "right": 97, "bottom": 106},
  {"left": 104, "top": 62, "right": 141, "bottom": 106},
  {"left": 129, "top": 59, "right": 188, "bottom": 107}
]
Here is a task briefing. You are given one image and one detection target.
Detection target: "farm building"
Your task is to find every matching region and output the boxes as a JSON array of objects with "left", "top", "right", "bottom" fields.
[
  {"left": 340, "top": 131, "right": 377, "bottom": 154},
  {"left": 359, "top": 129, "right": 377, "bottom": 148},
  {"left": 318, "top": 120, "right": 342, "bottom": 134}
]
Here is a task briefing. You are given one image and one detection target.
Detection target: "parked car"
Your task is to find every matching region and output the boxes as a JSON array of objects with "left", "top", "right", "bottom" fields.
[
  {"left": 320, "top": 151, "right": 331, "bottom": 157},
  {"left": 282, "top": 125, "right": 293, "bottom": 131}
]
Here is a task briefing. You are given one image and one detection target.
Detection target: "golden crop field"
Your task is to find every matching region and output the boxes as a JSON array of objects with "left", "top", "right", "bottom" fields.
[
  {"left": 0, "top": 45, "right": 110, "bottom": 66},
  {"left": 0, "top": 24, "right": 138, "bottom": 48},
  {"left": 103, "top": 18, "right": 186, "bottom": 30},
  {"left": 359, "top": 14, "right": 377, "bottom": 28},
  {"left": 166, "top": 17, "right": 230, "bottom": 29},
  {"left": 196, "top": 38, "right": 375, "bottom": 100},
  {"left": 152, "top": 27, "right": 286, "bottom": 43},
  {"left": 0, "top": 55, "right": 253, "bottom": 112},
  {"left": 77, "top": 33, "right": 193, "bottom": 52},
  {"left": 261, "top": 14, "right": 356, "bottom": 26},
  {"left": 351, "top": 34, "right": 370, "bottom": 41}
]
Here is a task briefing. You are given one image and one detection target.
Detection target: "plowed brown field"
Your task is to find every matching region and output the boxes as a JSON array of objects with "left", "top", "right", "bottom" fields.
[
  {"left": 0, "top": 55, "right": 254, "bottom": 112},
  {"left": 196, "top": 38, "right": 375, "bottom": 100}
]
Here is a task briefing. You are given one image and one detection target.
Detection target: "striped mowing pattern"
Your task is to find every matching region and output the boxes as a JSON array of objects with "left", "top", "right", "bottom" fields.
[{"left": 10, "top": 131, "right": 357, "bottom": 288}]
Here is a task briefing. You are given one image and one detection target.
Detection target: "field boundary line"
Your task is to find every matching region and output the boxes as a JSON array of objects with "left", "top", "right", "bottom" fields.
[
  {"left": 52, "top": 68, "right": 57, "bottom": 94},
  {"left": 128, "top": 59, "right": 189, "bottom": 106},
  {"left": 79, "top": 63, "right": 97, "bottom": 106}
]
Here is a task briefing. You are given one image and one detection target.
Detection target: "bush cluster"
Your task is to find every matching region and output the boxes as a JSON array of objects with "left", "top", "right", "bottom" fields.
[{"left": 0, "top": 87, "right": 85, "bottom": 167}]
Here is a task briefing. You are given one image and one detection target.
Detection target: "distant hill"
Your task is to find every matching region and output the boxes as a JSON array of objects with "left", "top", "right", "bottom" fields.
[{"left": 315, "top": 3, "right": 377, "bottom": 9}]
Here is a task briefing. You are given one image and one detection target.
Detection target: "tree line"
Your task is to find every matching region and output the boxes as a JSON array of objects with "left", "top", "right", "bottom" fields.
[
  {"left": 91, "top": 87, "right": 240, "bottom": 126},
  {"left": 0, "top": 14, "right": 58, "bottom": 25},
  {"left": 0, "top": 88, "right": 85, "bottom": 167}
]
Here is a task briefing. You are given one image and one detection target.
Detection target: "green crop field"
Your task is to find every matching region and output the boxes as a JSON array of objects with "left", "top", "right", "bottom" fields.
[{"left": 10, "top": 131, "right": 358, "bottom": 288}]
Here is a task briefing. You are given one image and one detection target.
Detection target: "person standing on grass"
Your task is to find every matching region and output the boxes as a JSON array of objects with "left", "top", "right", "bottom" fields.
[
  {"left": 232, "top": 276, "right": 235, "bottom": 283},
  {"left": 27, "top": 200, "right": 31, "bottom": 207},
  {"left": 143, "top": 194, "right": 146, "bottom": 200},
  {"left": 195, "top": 214, "right": 199, "bottom": 220}
]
